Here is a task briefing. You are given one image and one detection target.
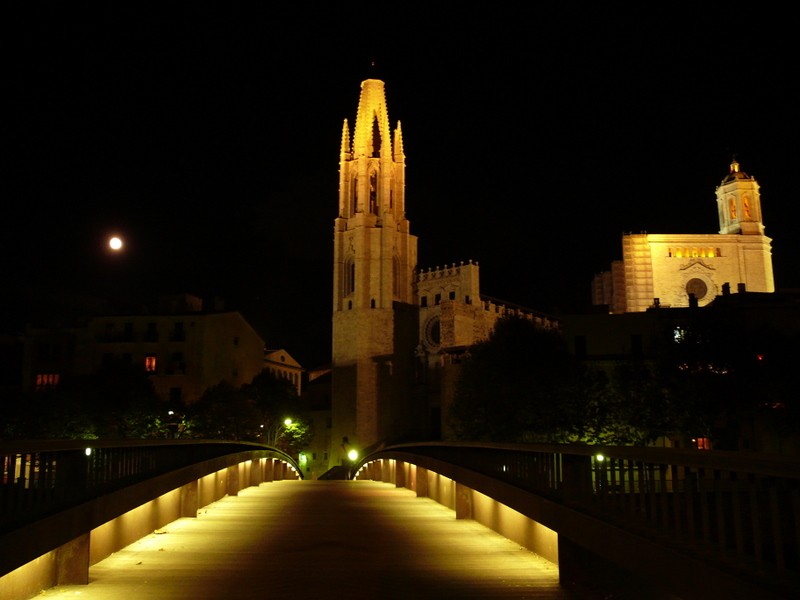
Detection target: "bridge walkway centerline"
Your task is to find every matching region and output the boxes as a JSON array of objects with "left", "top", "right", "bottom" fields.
[{"left": 34, "top": 480, "right": 585, "bottom": 600}]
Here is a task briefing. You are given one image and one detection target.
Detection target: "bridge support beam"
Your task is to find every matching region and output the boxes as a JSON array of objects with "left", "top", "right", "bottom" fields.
[
  {"left": 226, "top": 465, "right": 240, "bottom": 497},
  {"left": 395, "top": 461, "right": 406, "bottom": 488},
  {"left": 455, "top": 482, "right": 473, "bottom": 520},
  {"left": 561, "top": 454, "right": 593, "bottom": 504},
  {"left": 180, "top": 481, "right": 198, "bottom": 517},
  {"left": 416, "top": 466, "right": 429, "bottom": 498},
  {"left": 55, "top": 533, "right": 89, "bottom": 585},
  {"left": 249, "top": 459, "right": 262, "bottom": 487}
]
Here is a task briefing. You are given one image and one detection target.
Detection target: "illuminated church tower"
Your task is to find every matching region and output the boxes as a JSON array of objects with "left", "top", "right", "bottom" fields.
[
  {"left": 330, "top": 78, "right": 420, "bottom": 465},
  {"left": 592, "top": 158, "right": 774, "bottom": 313},
  {"left": 717, "top": 158, "right": 766, "bottom": 236}
]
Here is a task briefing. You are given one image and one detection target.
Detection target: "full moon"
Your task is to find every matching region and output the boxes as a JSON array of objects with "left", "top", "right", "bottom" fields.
[{"left": 109, "top": 236, "right": 123, "bottom": 251}]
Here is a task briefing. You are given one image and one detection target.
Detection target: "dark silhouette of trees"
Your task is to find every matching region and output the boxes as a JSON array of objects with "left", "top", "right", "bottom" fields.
[
  {"left": 448, "top": 316, "right": 589, "bottom": 443},
  {"left": 188, "top": 380, "right": 252, "bottom": 441},
  {"left": 589, "top": 361, "right": 686, "bottom": 446},
  {"left": 242, "top": 369, "right": 312, "bottom": 454},
  {"left": 3, "top": 357, "right": 163, "bottom": 439},
  {"left": 656, "top": 318, "right": 799, "bottom": 451},
  {"left": 2, "top": 364, "right": 313, "bottom": 455},
  {"left": 188, "top": 369, "right": 312, "bottom": 454},
  {"left": 447, "top": 310, "right": 800, "bottom": 451}
]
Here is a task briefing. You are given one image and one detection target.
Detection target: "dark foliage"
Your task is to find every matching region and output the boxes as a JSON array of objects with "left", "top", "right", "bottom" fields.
[
  {"left": 448, "top": 316, "right": 588, "bottom": 443},
  {"left": 188, "top": 369, "right": 313, "bottom": 453},
  {"left": 656, "top": 319, "right": 800, "bottom": 450},
  {"left": 2, "top": 364, "right": 313, "bottom": 454},
  {"left": 447, "top": 311, "right": 800, "bottom": 450},
  {"left": 2, "top": 357, "right": 163, "bottom": 439}
]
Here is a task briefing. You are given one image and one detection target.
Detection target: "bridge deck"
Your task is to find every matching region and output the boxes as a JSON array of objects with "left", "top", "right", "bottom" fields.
[{"left": 35, "top": 479, "right": 584, "bottom": 599}]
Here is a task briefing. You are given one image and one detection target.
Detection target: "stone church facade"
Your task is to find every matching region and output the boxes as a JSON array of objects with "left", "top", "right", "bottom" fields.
[
  {"left": 330, "top": 78, "right": 556, "bottom": 468},
  {"left": 592, "top": 159, "right": 774, "bottom": 313}
]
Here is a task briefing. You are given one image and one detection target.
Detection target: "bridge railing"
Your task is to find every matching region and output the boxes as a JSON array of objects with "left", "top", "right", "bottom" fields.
[
  {"left": 356, "top": 442, "right": 800, "bottom": 597},
  {"left": 0, "top": 439, "right": 301, "bottom": 535}
]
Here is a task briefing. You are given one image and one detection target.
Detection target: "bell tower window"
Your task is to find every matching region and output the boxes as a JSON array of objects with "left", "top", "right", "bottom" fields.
[
  {"left": 369, "top": 171, "right": 378, "bottom": 215},
  {"left": 371, "top": 116, "right": 380, "bottom": 158}
]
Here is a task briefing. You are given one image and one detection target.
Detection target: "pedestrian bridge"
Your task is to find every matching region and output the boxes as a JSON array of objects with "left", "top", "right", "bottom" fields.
[{"left": 1, "top": 441, "right": 798, "bottom": 600}]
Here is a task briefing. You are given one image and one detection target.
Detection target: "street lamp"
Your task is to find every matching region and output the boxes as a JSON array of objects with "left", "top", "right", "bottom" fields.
[
  {"left": 346, "top": 449, "right": 359, "bottom": 479},
  {"left": 263, "top": 417, "right": 295, "bottom": 447}
]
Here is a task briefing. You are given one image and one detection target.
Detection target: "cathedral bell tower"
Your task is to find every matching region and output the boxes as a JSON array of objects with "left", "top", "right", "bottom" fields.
[
  {"left": 331, "top": 78, "right": 419, "bottom": 467},
  {"left": 717, "top": 158, "right": 765, "bottom": 235}
]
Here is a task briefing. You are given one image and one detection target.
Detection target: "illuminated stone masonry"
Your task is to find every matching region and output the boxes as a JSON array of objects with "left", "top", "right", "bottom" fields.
[{"left": 594, "top": 160, "right": 774, "bottom": 313}]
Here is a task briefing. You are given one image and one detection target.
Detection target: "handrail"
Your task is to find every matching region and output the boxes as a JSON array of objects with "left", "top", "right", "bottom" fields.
[
  {"left": 355, "top": 442, "right": 800, "bottom": 598},
  {"left": 0, "top": 439, "right": 301, "bottom": 535}
]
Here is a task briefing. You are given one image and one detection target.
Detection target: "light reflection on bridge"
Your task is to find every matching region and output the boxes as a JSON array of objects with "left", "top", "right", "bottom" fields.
[{"left": 34, "top": 480, "right": 576, "bottom": 600}]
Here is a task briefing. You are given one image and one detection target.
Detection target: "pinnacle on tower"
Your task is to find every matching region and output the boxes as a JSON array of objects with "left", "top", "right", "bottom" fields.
[
  {"left": 340, "top": 119, "right": 351, "bottom": 157},
  {"left": 394, "top": 121, "right": 405, "bottom": 162}
]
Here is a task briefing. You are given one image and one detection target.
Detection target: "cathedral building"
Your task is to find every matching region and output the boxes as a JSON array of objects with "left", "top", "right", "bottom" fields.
[
  {"left": 592, "top": 159, "right": 774, "bottom": 313},
  {"left": 330, "top": 78, "right": 557, "bottom": 468}
]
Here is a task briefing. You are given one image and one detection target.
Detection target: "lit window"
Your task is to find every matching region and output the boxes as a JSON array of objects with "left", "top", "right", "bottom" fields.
[
  {"left": 144, "top": 355, "right": 157, "bottom": 373},
  {"left": 693, "top": 437, "right": 712, "bottom": 450},
  {"left": 35, "top": 373, "right": 59, "bottom": 391}
]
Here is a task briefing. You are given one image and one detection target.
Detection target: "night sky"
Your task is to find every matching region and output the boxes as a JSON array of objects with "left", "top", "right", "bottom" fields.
[{"left": 5, "top": 4, "right": 798, "bottom": 367}]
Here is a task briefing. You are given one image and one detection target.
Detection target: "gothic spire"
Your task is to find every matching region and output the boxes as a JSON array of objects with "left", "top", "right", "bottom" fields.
[
  {"left": 353, "top": 79, "right": 392, "bottom": 159},
  {"left": 340, "top": 118, "right": 351, "bottom": 158},
  {"left": 394, "top": 121, "right": 405, "bottom": 162}
]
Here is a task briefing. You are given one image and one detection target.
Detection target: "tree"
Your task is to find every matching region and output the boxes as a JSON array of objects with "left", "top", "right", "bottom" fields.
[
  {"left": 189, "top": 380, "right": 255, "bottom": 441},
  {"left": 187, "top": 370, "right": 313, "bottom": 453},
  {"left": 656, "top": 319, "right": 800, "bottom": 451},
  {"left": 448, "top": 316, "right": 589, "bottom": 443},
  {"left": 241, "top": 369, "right": 312, "bottom": 453},
  {"left": 585, "top": 361, "right": 684, "bottom": 446},
  {"left": 5, "top": 358, "right": 164, "bottom": 439}
]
